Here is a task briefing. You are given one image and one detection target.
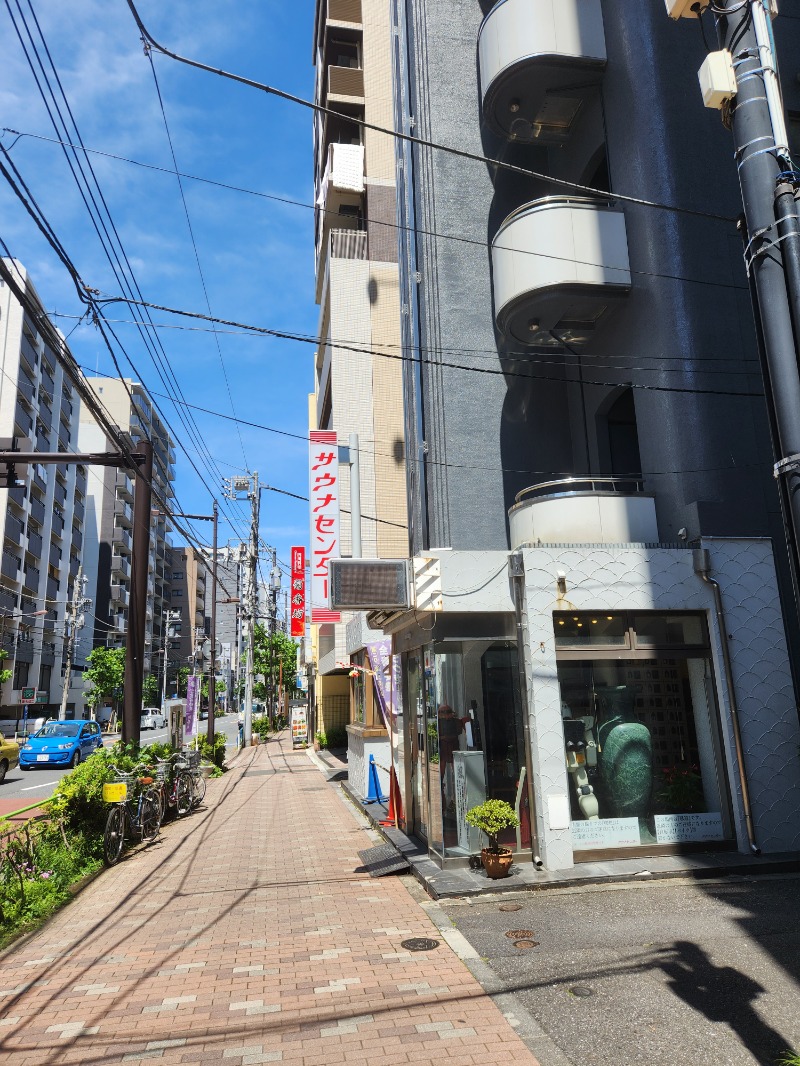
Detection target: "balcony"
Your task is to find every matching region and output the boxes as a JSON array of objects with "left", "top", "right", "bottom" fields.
[
  {"left": 5, "top": 512, "right": 24, "bottom": 543},
  {"left": 491, "top": 197, "right": 630, "bottom": 345},
  {"left": 69, "top": 556, "right": 80, "bottom": 579},
  {"left": 325, "top": 0, "right": 361, "bottom": 25},
  {"left": 51, "top": 509, "right": 64, "bottom": 537},
  {"left": 58, "top": 422, "right": 70, "bottom": 449},
  {"left": 19, "top": 337, "right": 37, "bottom": 376},
  {"left": 326, "top": 64, "right": 364, "bottom": 106},
  {"left": 73, "top": 497, "right": 85, "bottom": 523},
  {"left": 40, "top": 366, "right": 55, "bottom": 399},
  {"left": 1, "top": 553, "right": 21, "bottom": 582},
  {"left": 39, "top": 399, "right": 52, "bottom": 431},
  {"left": 29, "top": 496, "right": 46, "bottom": 527},
  {"left": 49, "top": 542, "right": 61, "bottom": 569},
  {"left": 112, "top": 524, "right": 132, "bottom": 553},
  {"left": 0, "top": 587, "right": 17, "bottom": 613},
  {"left": 22, "top": 565, "right": 40, "bottom": 592},
  {"left": 17, "top": 373, "right": 34, "bottom": 405},
  {"left": 71, "top": 526, "right": 83, "bottom": 551},
  {"left": 478, "top": 0, "right": 606, "bottom": 142},
  {"left": 116, "top": 470, "right": 135, "bottom": 500},
  {"left": 26, "top": 530, "right": 43, "bottom": 559},
  {"left": 15, "top": 404, "right": 33, "bottom": 437},
  {"left": 54, "top": 480, "right": 67, "bottom": 507},
  {"left": 111, "top": 554, "right": 131, "bottom": 579},
  {"left": 508, "top": 477, "right": 659, "bottom": 549},
  {"left": 114, "top": 498, "right": 133, "bottom": 526},
  {"left": 46, "top": 576, "right": 59, "bottom": 603},
  {"left": 110, "top": 584, "right": 130, "bottom": 607}
]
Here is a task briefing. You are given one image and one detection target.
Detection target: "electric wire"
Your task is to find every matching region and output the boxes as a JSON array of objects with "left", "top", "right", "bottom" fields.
[
  {"left": 123, "top": 0, "right": 738, "bottom": 226},
  {"left": 0, "top": 127, "right": 752, "bottom": 297},
  {"left": 1, "top": 0, "right": 251, "bottom": 543}
]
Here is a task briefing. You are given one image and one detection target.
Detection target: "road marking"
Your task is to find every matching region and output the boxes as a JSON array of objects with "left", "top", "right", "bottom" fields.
[{"left": 21, "top": 780, "right": 58, "bottom": 791}]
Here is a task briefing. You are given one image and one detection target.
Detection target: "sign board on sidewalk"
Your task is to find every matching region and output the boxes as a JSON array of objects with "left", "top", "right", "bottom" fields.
[
  {"left": 291, "top": 706, "right": 308, "bottom": 747},
  {"left": 21, "top": 687, "right": 35, "bottom": 705}
]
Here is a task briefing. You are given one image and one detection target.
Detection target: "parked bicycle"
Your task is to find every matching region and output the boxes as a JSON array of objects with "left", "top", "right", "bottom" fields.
[
  {"left": 103, "top": 764, "right": 162, "bottom": 866},
  {"left": 183, "top": 749, "right": 206, "bottom": 810},
  {"left": 153, "top": 753, "right": 194, "bottom": 822}
]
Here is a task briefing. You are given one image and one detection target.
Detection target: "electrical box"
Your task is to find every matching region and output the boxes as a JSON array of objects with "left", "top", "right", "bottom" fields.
[
  {"left": 698, "top": 50, "right": 737, "bottom": 109},
  {"left": 665, "top": 0, "right": 709, "bottom": 17}
]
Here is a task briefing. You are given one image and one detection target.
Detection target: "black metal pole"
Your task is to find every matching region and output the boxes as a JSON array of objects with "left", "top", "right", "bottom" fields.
[
  {"left": 716, "top": 4, "right": 800, "bottom": 593},
  {"left": 123, "top": 440, "right": 153, "bottom": 745},
  {"left": 207, "top": 501, "right": 218, "bottom": 747}
]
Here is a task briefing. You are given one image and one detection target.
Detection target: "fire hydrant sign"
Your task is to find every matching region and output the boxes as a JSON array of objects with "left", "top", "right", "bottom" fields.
[{"left": 308, "top": 430, "right": 341, "bottom": 623}]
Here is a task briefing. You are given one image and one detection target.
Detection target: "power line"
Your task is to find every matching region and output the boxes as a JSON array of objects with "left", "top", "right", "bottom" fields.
[
  {"left": 124, "top": 0, "right": 737, "bottom": 226},
  {"left": 0, "top": 126, "right": 751, "bottom": 296},
  {"left": 93, "top": 293, "right": 765, "bottom": 400}
]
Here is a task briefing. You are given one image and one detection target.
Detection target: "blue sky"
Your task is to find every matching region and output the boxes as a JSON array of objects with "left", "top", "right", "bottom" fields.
[{"left": 0, "top": 0, "right": 318, "bottom": 583}]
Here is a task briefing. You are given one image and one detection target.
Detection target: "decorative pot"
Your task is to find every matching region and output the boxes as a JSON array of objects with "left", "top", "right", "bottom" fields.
[{"left": 481, "top": 847, "right": 513, "bottom": 879}]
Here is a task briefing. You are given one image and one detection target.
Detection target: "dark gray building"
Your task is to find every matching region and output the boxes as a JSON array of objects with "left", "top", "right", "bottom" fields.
[{"left": 377, "top": 0, "right": 800, "bottom": 872}]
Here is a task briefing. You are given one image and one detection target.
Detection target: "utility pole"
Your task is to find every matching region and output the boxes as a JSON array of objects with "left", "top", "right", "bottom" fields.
[
  {"left": 684, "top": 3, "right": 800, "bottom": 602},
  {"left": 225, "top": 474, "right": 259, "bottom": 745},
  {"left": 58, "top": 567, "right": 90, "bottom": 721},
  {"left": 124, "top": 439, "right": 153, "bottom": 744},
  {"left": 207, "top": 499, "right": 218, "bottom": 747}
]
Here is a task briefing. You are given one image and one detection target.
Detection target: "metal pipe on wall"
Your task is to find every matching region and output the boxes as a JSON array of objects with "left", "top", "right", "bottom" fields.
[{"left": 693, "top": 548, "right": 760, "bottom": 855}]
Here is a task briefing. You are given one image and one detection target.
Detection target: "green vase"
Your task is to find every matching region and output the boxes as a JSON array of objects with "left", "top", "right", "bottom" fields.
[{"left": 597, "top": 687, "right": 653, "bottom": 819}]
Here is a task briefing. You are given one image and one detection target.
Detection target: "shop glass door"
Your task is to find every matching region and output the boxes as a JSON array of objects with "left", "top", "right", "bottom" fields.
[{"left": 405, "top": 651, "right": 428, "bottom": 841}]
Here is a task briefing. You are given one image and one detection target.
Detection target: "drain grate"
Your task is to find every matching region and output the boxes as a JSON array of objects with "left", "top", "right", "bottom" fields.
[
  {"left": 400, "top": 937, "right": 440, "bottom": 952},
  {"left": 505, "top": 929, "right": 536, "bottom": 940},
  {"left": 513, "top": 939, "right": 540, "bottom": 950}
]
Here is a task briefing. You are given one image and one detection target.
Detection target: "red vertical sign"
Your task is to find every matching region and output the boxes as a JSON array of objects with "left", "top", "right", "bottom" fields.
[{"left": 290, "top": 546, "right": 306, "bottom": 637}]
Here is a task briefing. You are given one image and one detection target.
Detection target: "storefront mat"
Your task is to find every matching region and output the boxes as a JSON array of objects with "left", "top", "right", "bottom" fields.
[{"left": 357, "top": 843, "right": 411, "bottom": 877}]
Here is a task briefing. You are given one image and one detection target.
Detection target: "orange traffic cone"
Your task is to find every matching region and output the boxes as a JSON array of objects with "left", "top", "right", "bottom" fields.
[{"left": 380, "top": 766, "right": 403, "bottom": 828}]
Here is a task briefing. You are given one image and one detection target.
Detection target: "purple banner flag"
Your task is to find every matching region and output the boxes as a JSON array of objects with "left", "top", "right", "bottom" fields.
[
  {"left": 185, "top": 674, "right": 199, "bottom": 738},
  {"left": 366, "top": 638, "right": 400, "bottom": 722}
]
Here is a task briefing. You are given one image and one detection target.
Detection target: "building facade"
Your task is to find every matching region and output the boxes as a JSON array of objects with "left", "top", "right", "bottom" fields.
[
  {"left": 168, "top": 545, "right": 208, "bottom": 683},
  {"left": 0, "top": 261, "right": 88, "bottom": 721},
  {"left": 311, "top": 0, "right": 410, "bottom": 795},
  {"left": 372, "top": 1, "right": 800, "bottom": 870},
  {"left": 78, "top": 377, "right": 175, "bottom": 683}
]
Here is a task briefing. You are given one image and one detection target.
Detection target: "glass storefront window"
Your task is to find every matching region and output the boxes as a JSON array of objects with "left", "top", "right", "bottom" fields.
[
  {"left": 409, "top": 640, "right": 531, "bottom": 860},
  {"left": 556, "top": 612, "right": 731, "bottom": 852},
  {"left": 633, "top": 613, "right": 705, "bottom": 648},
  {"left": 352, "top": 653, "right": 366, "bottom": 725}
]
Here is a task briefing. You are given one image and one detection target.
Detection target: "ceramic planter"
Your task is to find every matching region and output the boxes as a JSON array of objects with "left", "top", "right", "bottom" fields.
[{"left": 481, "top": 846, "right": 513, "bottom": 879}]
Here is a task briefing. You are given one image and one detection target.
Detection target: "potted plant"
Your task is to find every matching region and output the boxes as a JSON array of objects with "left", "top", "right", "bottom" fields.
[{"left": 465, "top": 799, "right": 519, "bottom": 879}]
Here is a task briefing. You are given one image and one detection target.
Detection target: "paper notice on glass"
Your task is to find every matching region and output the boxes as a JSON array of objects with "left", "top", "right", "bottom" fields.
[
  {"left": 654, "top": 812, "right": 724, "bottom": 844},
  {"left": 571, "top": 817, "right": 641, "bottom": 849}
]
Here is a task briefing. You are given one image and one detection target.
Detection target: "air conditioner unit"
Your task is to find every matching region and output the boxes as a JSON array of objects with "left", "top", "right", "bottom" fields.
[{"left": 329, "top": 559, "right": 411, "bottom": 611}]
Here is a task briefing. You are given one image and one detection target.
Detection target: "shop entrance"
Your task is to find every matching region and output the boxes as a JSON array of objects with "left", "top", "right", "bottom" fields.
[{"left": 554, "top": 611, "right": 734, "bottom": 859}]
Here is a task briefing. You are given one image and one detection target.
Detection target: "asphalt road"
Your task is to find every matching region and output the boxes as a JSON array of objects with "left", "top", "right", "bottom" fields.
[
  {"left": 0, "top": 712, "right": 241, "bottom": 808},
  {"left": 441, "top": 875, "right": 800, "bottom": 1066}
]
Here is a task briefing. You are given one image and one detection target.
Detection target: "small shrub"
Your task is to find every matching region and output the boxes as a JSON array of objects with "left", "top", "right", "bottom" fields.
[
  {"left": 193, "top": 731, "right": 226, "bottom": 769},
  {"left": 251, "top": 716, "right": 271, "bottom": 741},
  {"left": 465, "top": 799, "right": 519, "bottom": 853},
  {"left": 46, "top": 743, "right": 141, "bottom": 834},
  {"left": 314, "top": 730, "right": 326, "bottom": 748}
]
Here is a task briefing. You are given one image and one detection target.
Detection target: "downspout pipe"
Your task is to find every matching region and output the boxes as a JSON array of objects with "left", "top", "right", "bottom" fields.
[
  {"left": 510, "top": 552, "right": 543, "bottom": 868},
  {"left": 693, "top": 548, "right": 760, "bottom": 855}
]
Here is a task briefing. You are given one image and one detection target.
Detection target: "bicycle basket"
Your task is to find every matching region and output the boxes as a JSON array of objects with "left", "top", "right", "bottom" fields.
[
  {"left": 102, "top": 781, "right": 127, "bottom": 803},
  {"left": 185, "top": 750, "right": 201, "bottom": 769},
  {"left": 155, "top": 762, "right": 171, "bottom": 781}
]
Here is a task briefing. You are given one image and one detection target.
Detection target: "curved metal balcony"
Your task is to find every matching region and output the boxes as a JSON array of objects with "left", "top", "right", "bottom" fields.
[
  {"left": 508, "top": 477, "right": 658, "bottom": 548},
  {"left": 478, "top": 0, "right": 606, "bottom": 141},
  {"left": 491, "top": 197, "right": 630, "bottom": 346}
]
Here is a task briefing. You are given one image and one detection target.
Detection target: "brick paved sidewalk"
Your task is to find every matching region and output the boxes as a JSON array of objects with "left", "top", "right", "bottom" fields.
[{"left": 0, "top": 734, "right": 539, "bottom": 1065}]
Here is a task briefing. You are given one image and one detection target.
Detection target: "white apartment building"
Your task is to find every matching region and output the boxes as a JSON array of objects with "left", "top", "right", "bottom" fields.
[
  {"left": 0, "top": 260, "right": 88, "bottom": 721},
  {"left": 78, "top": 377, "right": 175, "bottom": 683}
]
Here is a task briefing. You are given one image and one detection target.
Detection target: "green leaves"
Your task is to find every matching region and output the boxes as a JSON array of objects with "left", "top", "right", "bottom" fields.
[
  {"left": 252, "top": 625, "right": 300, "bottom": 699},
  {"left": 84, "top": 646, "right": 126, "bottom": 708},
  {"left": 465, "top": 799, "right": 519, "bottom": 851}
]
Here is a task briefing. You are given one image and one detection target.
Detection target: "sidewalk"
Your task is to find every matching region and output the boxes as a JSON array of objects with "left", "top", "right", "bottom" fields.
[{"left": 0, "top": 734, "right": 539, "bottom": 1065}]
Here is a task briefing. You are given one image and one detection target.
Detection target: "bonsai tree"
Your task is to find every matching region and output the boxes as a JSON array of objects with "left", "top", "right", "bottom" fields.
[{"left": 465, "top": 798, "right": 519, "bottom": 854}]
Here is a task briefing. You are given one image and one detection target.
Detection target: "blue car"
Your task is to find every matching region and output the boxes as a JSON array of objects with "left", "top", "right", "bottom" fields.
[{"left": 20, "top": 719, "right": 103, "bottom": 770}]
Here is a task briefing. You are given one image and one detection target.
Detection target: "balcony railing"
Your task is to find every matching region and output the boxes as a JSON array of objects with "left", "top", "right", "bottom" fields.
[
  {"left": 49, "top": 542, "right": 61, "bottom": 569},
  {"left": 508, "top": 476, "right": 659, "bottom": 548},
  {"left": 330, "top": 228, "right": 367, "bottom": 261},
  {"left": 5, "top": 512, "right": 24, "bottom": 543},
  {"left": 71, "top": 526, "right": 83, "bottom": 551},
  {"left": 1, "top": 553, "right": 21, "bottom": 582},
  {"left": 51, "top": 509, "right": 64, "bottom": 536},
  {"left": 110, "top": 584, "right": 130, "bottom": 607},
  {"left": 478, "top": 0, "right": 606, "bottom": 141},
  {"left": 30, "top": 497, "right": 46, "bottom": 527},
  {"left": 116, "top": 470, "right": 135, "bottom": 499},
  {"left": 15, "top": 404, "right": 33, "bottom": 437},
  {"left": 17, "top": 374, "right": 34, "bottom": 405},
  {"left": 327, "top": 0, "right": 361, "bottom": 23},
  {"left": 40, "top": 367, "right": 55, "bottom": 398},
  {"left": 46, "top": 576, "right": 59, "bottom": 603},
  {"left": 22, "top": 565, "right": 40, "bottom": 591},
  {"left": 54, "top": 481, "right": 67, "bottom": 506},
  {"left": 73, "top": 498, "right": 85, "bottom": 523},
  {"left": 327, "top": 65, "right": 364, "bottom": 103},
  {"left": 26, "top": 530, "right": 43, "bottom": 559},
  {"left": 111, "top": 554, "right": 131, "bottom": 578},
  {"left": 114, "top": 498, "right": 133, "bottom": 525},
  {"left": 491, "top": 197, "right": 630, "bottom": 345}
]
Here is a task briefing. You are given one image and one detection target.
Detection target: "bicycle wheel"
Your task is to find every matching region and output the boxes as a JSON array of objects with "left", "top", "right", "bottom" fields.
[
  {"left": 192, "top": 772, "right": 206, "bottom": 807},
  {"left": 103, "top": 805, "right": 126, "bottom": 866},
  {"left": 140, "top": 793, "right": 162, "bottom": 841},
  {"left": 176, "top": 772, "right": 193, "bottom": 816},
  {"left": 155, "top": 782, "right": 167, "bottom": 824}
]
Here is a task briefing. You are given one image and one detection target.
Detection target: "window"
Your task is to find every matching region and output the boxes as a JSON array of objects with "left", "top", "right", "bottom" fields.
[
  {"left": 172, "top": 589, "right": 183, "bottom": 598},
  {"left": 39, "top": 663, "right": 52, "bottom": 691},
  {"left": 172, "top": 571, "right": 184, "bottom": 581},
  {"left": 13, "top": 659, "right": 29, "bottom": 689},
  {"left": 554, "top": 611, "right": 732, "bottom": 854}
]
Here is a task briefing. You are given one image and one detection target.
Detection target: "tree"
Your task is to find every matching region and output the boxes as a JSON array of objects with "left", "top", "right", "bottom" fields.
[
  {"left": 84, "top": 647, "right": 125, "bottom": 710},
  {"left": 253, "top": 625, "right": 299, "bottom": 702},
  {"left": 0, "top": 649, "right": 12, "bottom": 689},
  {"left": 142, "top": 674, "right": 160, "bottom": 707}
]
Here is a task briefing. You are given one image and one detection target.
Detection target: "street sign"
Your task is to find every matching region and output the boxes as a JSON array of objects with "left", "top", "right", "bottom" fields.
[{"left": 21, "top": 687, "right": 35, "bottom": 705}]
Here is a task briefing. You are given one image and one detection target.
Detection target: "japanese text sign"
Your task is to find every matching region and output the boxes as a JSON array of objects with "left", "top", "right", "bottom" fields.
[
  {"left": 309, "top": 430, "right": 341, "bottom": 623},
  {"left": 290, "top": 545, "right": 306, "bottom": 637}
]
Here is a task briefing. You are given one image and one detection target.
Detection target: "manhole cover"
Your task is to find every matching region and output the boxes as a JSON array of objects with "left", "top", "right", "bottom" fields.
[
  {"left": 513, "top": 940, "right": 540, "bottom": 950},
  {"left": 400, "top": 938, "right": 440, "bottom": 952},
  {"left": 569, "top": 985, "right": 594, "bottom": 998},
  {"left": 498, "top": 903, "right": 522, "bottom": 912},
  {"left": 505, "top": 929, "right": 536, "bottom": 940}
]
